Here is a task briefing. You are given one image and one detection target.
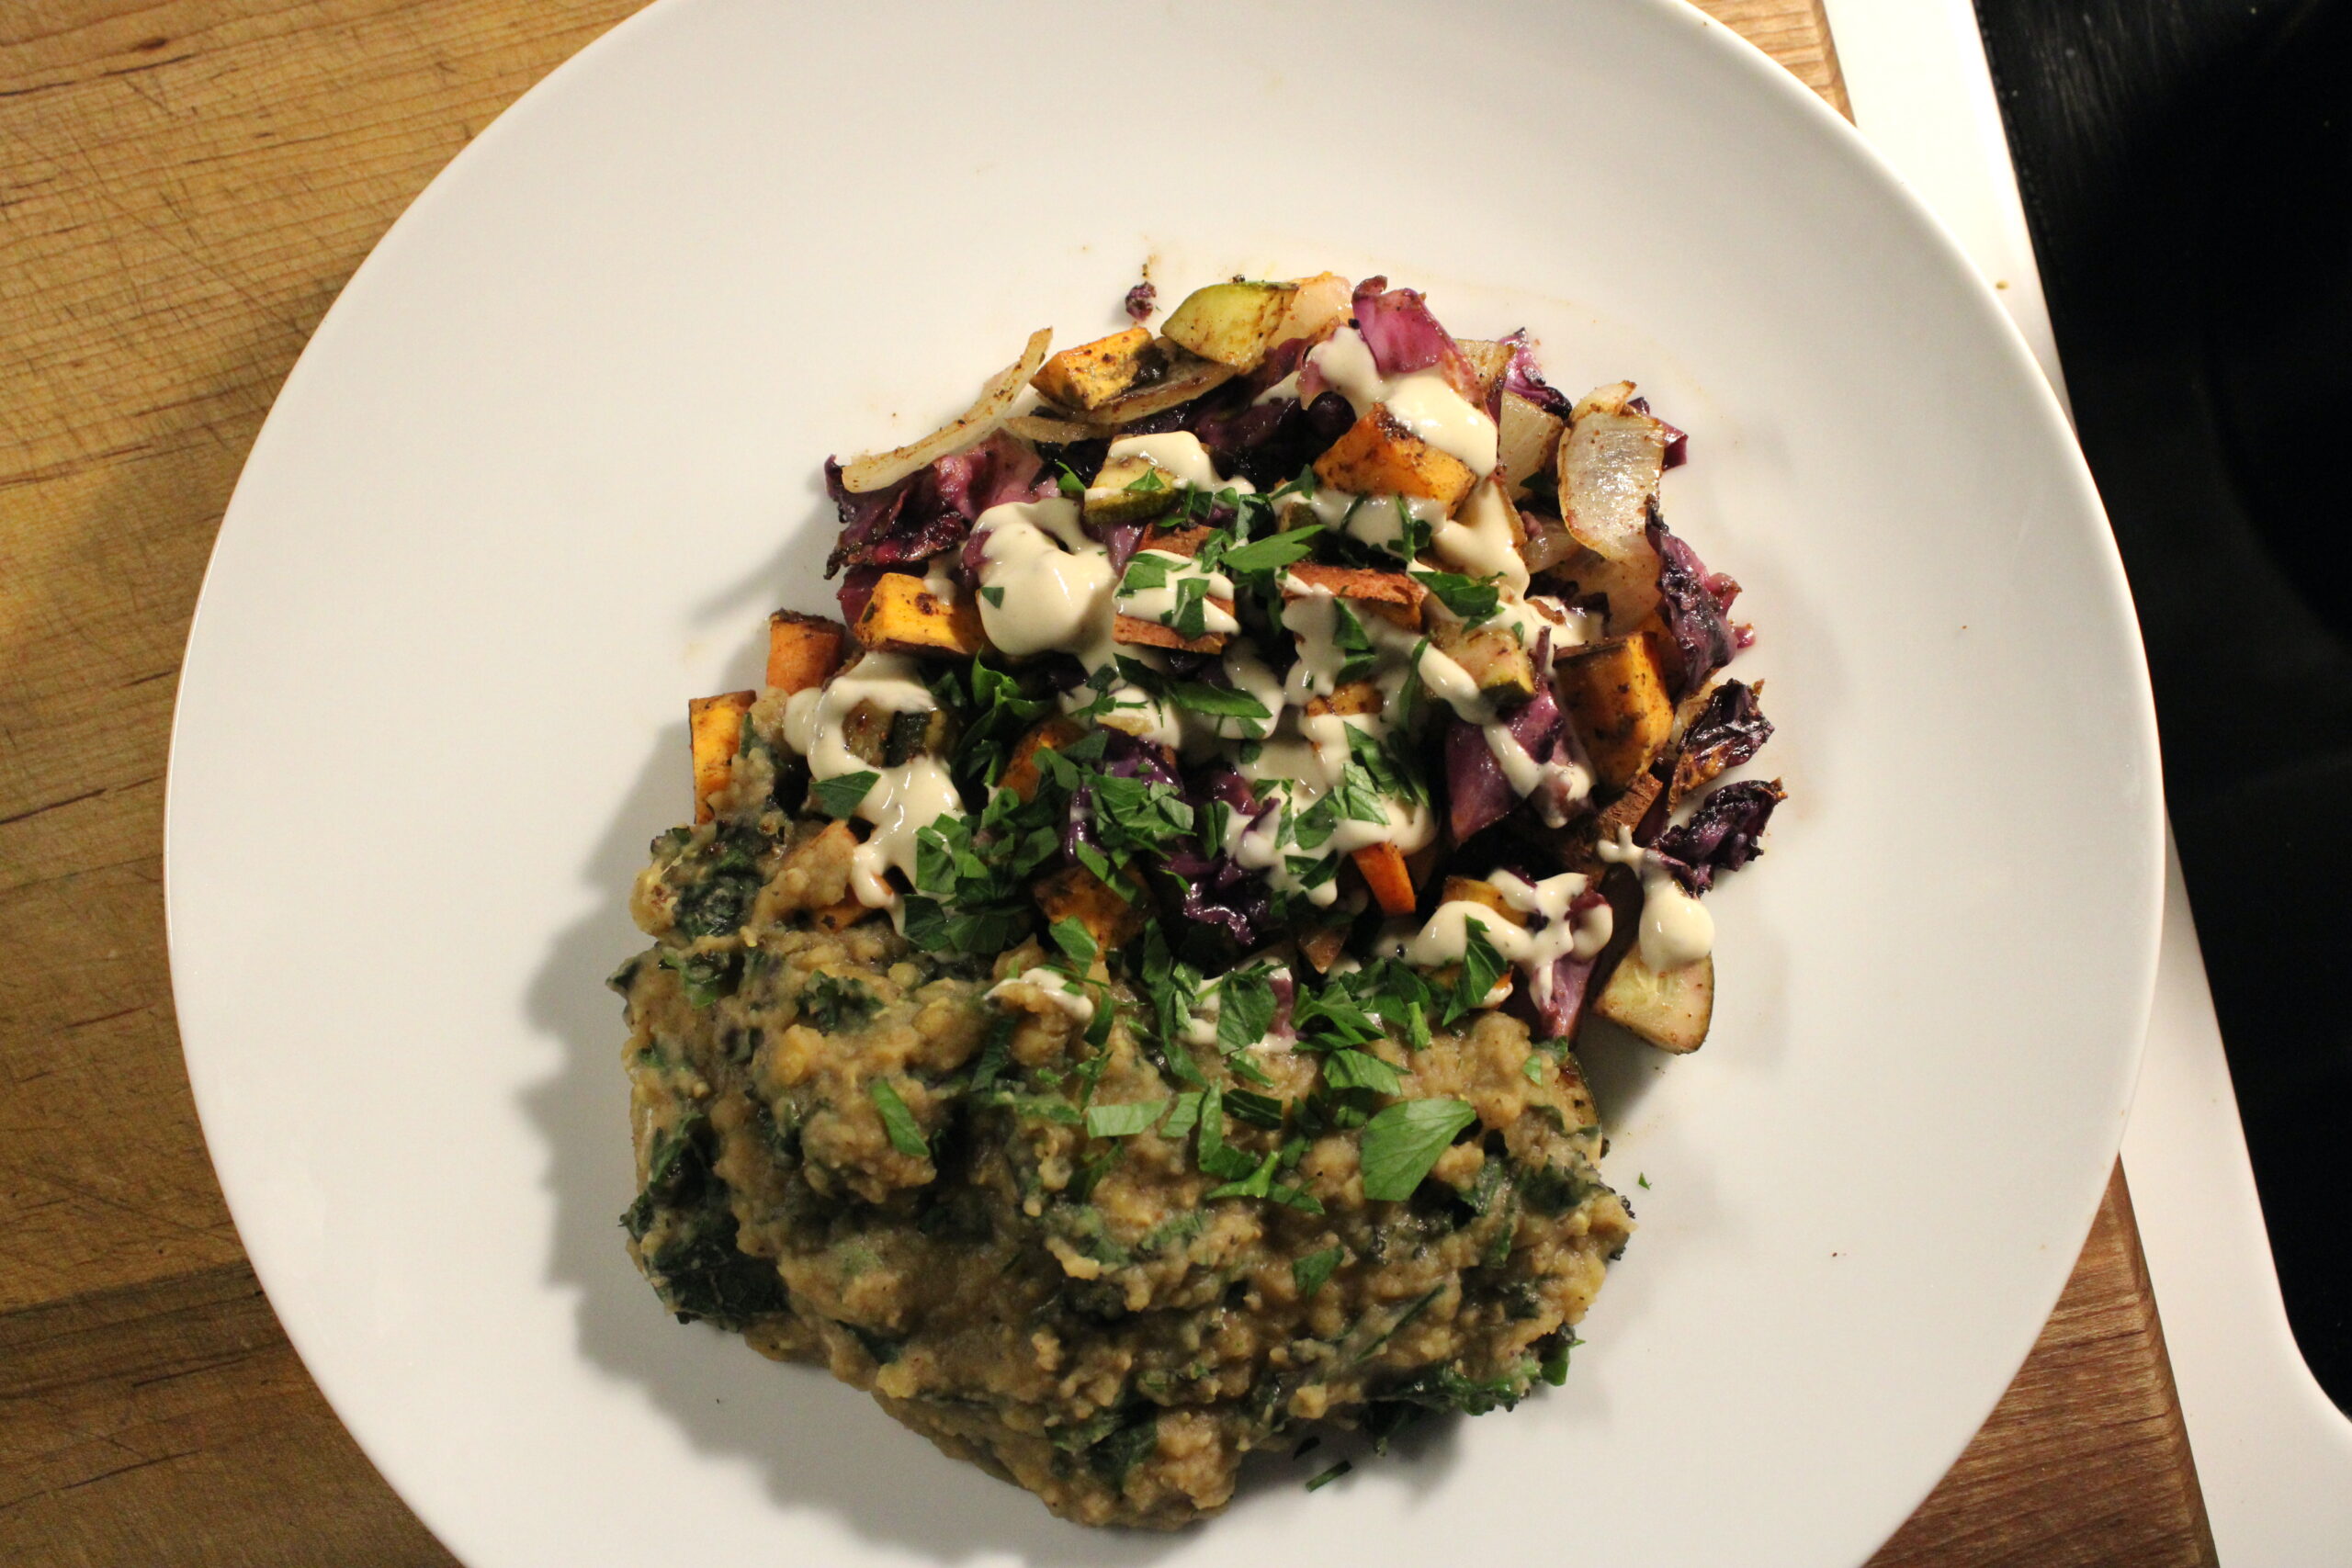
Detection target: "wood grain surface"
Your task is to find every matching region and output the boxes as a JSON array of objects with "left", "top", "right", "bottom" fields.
[{"left": 0, "top": 3, "right": 2210, "bottom": 1563}]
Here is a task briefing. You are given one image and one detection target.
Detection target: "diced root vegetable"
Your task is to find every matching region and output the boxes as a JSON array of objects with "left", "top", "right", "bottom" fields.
[
  {"left": 1352, "top": 842, "right": 1418, "bottom": 917},
  {"left": 765, "top": 610, "right": 850, "bottom": 694},
  {"left": 1555, "top": 635, "right": 1675, "bottom": 791},
  {"left": 840, "top": 328, "right": 1050, "bottom": 493},
  {"left": 1594, "top": 948, "right": 1713, "bottom": 1053},
  {"left": 810, "top": 895, "right": 880, "bottom": 932},
  {"left": 1162, "top": 280, "right": 1299, "bottom": 369},
  {"left": 687, "top": 690, "right": 756, "bottom": 824},
  {"left": 1281, "top": 564, "right": 1429, "bottom": 626},
  {"left": 1029, "top": 325, "right": 1160, "bottom": 412},
  {"left": 1034, "top": 863, "right": 1144, "bottom": 952},
  {"left": 1001, "top": 717, "right": 1083, "bottom": 803},
  {"left": 1592, "top": 770, "right": 1664, "bottom": 840},
  {"left": 1439, "top": 875, "right": 1527, "bottom": 927},
  {"left": 1305, "top": 680, "right": 1384, "bottom": 717},
  {"left": 1312, "top": 408, "right": 1478, "bottom": 513},
  {"left": 1070, "top": 343, "right": 1238, "bottom": 424},
  {"left": 1299, "top": 922, "right": 1350, "bottom": 975},
  {"left": 1114, "top": 613, "right": 1228, "bottom": 654},
  {"left": 854, "top": 571, "right": 985, "bottom": 658}
]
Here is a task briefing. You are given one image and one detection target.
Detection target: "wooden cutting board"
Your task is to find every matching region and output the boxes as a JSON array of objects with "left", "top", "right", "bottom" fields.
[{"left": 0, "top": 3, "right": 2213, "bottom": 1562}]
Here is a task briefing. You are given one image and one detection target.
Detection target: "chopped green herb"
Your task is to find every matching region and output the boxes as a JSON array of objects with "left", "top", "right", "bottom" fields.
[
  {"left": 1048, "top": 916, "right": 1099, "bottom": 969},
  {"left": 1084, "top": 1099, "right": 1169, "bottom": 1138},
  {"left": 1448, "top": 918, "right": 1508, "bottom": 1023},
  {"left": 1358, "top": 1098, "right": 1478, "bottom": 1201},
  {"left": 980, "top": 585, "right": 1005, "bottom": 608},
  {"left": 1411, "top": 569, "right": 1501, "bottom": 623},
  {"left": 1322, "top": 1048, "right": 1404, "bottom": 1095},
  {"left": 810, "top": 771, "right": 878, "bottom": 818},
  {"left": 866, "top": 1077, "right": 929, "bottom": 1159},
  {"left": 1119, "top": 553, "right": 1173, "bottom": 595},
  {"left": 1305, "top": 1459, "right": 1353, "bottom": 1493},
  {"left": 1292, "top": 1245, "right": 1343, "bottom": 1300},
  {"left": 1214, "top": 968, "right": 1278, "bottom": 1053},
  {"left": 1637, "top": 1173, "right": 1651, "bottom": 1190},
  {"left": 1166, "top": 681, "right": 1271, "bottom": 725},
  {"left": 1220, "top": 526, "right": 1324, "bottom": 576},
  {"left": 800, "top": 972, "right": 878, "bottom": 1032}
]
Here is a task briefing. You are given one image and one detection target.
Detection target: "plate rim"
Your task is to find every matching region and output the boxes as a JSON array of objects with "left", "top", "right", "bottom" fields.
[{"left": 161, "top": 0, "right": 2167, "bottom": 1562}]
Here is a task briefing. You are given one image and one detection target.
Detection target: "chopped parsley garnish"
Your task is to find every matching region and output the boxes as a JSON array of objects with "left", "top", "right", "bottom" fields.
[
  {"left": 1305, "top": 1459, "right": 1353, "bottom": 1493},
  {"left": 1410, "top": 569, "right": 1501, "bottom": 623},
  {"left": 1085, "top": 1100, "right": 1170, "bottom": 1138},
  {"left": 866, "top": 1077, "right": 930, "bottom": 1159},
  {"left": 1167, "top": 682, "right": 1271, "bottom": 724},
  {"left": 1447, "top": 918, "right": 1508, "bottom": 1024},
  {"left": 1048, "top": 915, "right": 1099, "bottom": 969},
  {"left": 810, "top": 770, "right": 878, "bottom": 818},
  {"left": 800, "top": 972, "right": 878, "bottom": 1032},
  {"left": 1321, "top": 1048, "right": 1404, "bottom": 1095},
  {"left": 1292, "top": 1245, "right": 1344, "bottom": 1301},
  {"left": 1219, "top": 525, "right": 1324, "bottom": 576},
  {"left": 1357, "top": 1097, "right": 1478, "bottom": 1201},
  {"left": 1119, "top": 553, "right": 1172, "bottom": 595}
]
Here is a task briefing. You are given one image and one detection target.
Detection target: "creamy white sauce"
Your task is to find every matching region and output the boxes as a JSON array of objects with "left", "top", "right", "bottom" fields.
[
  {"left": 1433, "top": 480, "right": 1532, "bottom": 592},
  {"left": 1104, "top": 432, "right": 1251, "bottom": 494},
  {"left": 1305, "top": 326, "right": 1500, "bottom": 475},
  {"left": 1599, "top": 826, "right": 1715, "bottom": 970},
  {"left": 1385, "top": 869, "right": 1613, "bottom": 1011},
  {"left": 975, "top": 500, "right": 1115, "bottom": 660},
  {"left": 782, "top": 652, "right": 967, "bottom": 911},
  {"left": 987, "top": 966, "right": 1095, "bottom": 1023}
]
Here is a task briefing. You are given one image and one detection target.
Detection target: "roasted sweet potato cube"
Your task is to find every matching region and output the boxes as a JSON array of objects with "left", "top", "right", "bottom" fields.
[
  {"left": 1114, "top": 613, "right": 1227, "bottom": 654},
  {"left": 1137, "top": 524, "right": 1215, "bottom": 558},
  {"left": 1298, "top": 922, "right": 1351, "bottom": 976},
  {"left": 1305, "top": 681, "right": 1384, "bottom": 718},
  {"left": 1429, "top": 617, "right": 1537, "bottom": 705},
  {"left": 1001, "top": 717, "right": 1083, "bottom": 803},
  {"left": 1281, "top": 564, "right": 1428, "bottom": 628},
  {"left": 854, "top": 571, "right": 984, "bottom": 658},
  {"left": 1030, "top": 325, "right": 1159, "bottom": 412},
  {"left": 1352, "top": 843, "right": 1418, "bottom": 917},
  {"left": 1312, "top": 408, "right": 1478, "bottom": 513},
  {"left": 766, "top": 610, "right": 849, "bottom": 694},
  {"left": 1593, "top": 770, "right": 1664, "bottom": 840},
  {"left": 1034, "top": 863, "right": 1144, "bottom": 953},
  {"left": 687, "top": 690, "right": 756, "bottom": 824},
  {"left": 1555, "top": 636, "right": 1674, "bottom": 791},
  {"left": 1440, "top": 875, "right": 1528, "bottom": 928},
  {"left": 1594, "top": 949, "right": 1713, "bottom": 1053}
]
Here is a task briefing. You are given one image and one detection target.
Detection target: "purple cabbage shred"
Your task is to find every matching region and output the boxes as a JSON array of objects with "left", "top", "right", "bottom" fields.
[
  {"left": 1670, "top": 679, "right": 1773, "bottom": 799},
  {"left": 1653, "top": 779, "right": 1786, "bottom": 893},
  {"left": 1498, "top": 330, "right": 1573, "bottom": 418},
  {"left": 1349, "top": 276, "right": 1479, "bottom": 398},
  {"left": 1646, "top": 508, "right": 1740, "bottom": 696},
  {"left": 1124, "top": 279, "right": 1156, "bottom": 321}
]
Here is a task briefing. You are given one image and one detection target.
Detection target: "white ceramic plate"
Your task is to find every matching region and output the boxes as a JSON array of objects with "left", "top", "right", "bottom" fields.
[{"left": 164, "top": 1, "right": 2162, "bottom": 1562}]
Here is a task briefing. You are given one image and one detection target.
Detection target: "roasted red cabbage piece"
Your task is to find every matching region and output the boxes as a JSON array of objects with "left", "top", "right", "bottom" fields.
[
  {"left": 1350, "top": 276, "right": 1482, "bottom": 400},
  {"left": 1654, "top": 778, "right": 1786, "bottom": 893},
  {"left": 823, "top": 433, "right": 1041, "bottom": 577},
  {"left": 1646, "top": 508, "right": 1741, "bottom": 695},
  {"left": 1671, "top": 679, "right": 1773, "bottom": 799},
  {"left": 1498, "top": 330, "right": 1574, "bottom": 418}
]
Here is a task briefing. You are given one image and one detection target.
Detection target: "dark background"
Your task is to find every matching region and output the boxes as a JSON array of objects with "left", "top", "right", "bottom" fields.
[{"left": 1973, "top": 0, "right": 2352, "bottom": 1409}]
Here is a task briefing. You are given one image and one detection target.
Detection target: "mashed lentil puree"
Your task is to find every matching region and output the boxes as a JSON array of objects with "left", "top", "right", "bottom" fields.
[{"left": 616, "top": 740, "right": 1632, "bottom": 1528}]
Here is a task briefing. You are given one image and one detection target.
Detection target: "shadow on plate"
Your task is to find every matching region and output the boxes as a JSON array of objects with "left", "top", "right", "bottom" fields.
[{"left": 513, "top": 585, "right": 1476, "bottom": 1556}]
